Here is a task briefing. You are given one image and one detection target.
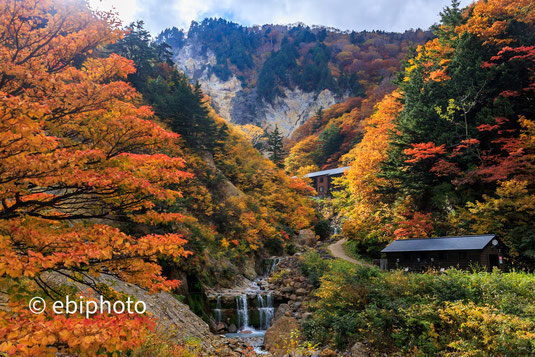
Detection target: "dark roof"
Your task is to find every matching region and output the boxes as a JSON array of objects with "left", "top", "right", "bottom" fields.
[
  {"left": 305, "top": 166, "right": 350, "bottom": 178},
  {"left": 381, "top": 234, "right": 496, "bottom": 253}
]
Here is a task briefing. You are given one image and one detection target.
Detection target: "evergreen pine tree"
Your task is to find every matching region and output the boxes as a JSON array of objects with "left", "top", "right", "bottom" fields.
[
  {"left": 267, "top": 126, "right": 285, "bottom": 168},
  {"left": 109, "top": 22, "right": 219, "bottom": 151},
  {"left": 313, "top": 106, "right": 324, "bottom": 131}
]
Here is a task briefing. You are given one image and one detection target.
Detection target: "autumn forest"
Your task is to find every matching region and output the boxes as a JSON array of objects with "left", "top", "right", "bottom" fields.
[{"left": 1, "top": 0, "right": 535, "bottom": 356}]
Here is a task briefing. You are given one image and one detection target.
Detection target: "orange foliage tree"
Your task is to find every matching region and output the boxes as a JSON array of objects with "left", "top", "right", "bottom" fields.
[
  {"left": 339, "top": 0, "right": 535, "bottom": 263},
  {"left": 457, "top": 0, "right": 535, "bottom": 46},
  {"left": 341, "top": 92, "right": 403, "bottom": 213},
  {"left": 0, "top": 0, "right": 192, "bottom": 354},
  {"left": 335, "top": 92, "right": 407, "bottom": 255}
]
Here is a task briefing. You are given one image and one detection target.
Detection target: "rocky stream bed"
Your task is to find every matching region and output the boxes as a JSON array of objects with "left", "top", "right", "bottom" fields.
[{"left": 203, "top": 252, "right": 318, "bottom": 355}]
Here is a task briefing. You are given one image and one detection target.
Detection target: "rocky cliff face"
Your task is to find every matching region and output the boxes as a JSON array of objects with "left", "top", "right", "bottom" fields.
[
  {"left": 173, "top": 44, "right": 340, "bottom": 136},
  {"left": 161, "top": 20, "right": 431, "bottom": 137},
  {"left": 261, "top": 88, "right": 337, "bottom": 135}
]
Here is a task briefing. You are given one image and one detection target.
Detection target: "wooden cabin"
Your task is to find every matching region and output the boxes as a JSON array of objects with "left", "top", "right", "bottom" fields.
[
  {"left": 381, "top": 234, "right": 503, "bottom": 272},
  {"left": 305, "top": 166, "right": 349, "bottom": 197}
]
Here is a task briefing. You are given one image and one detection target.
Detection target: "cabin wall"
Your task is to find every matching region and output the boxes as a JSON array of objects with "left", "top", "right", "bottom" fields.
[
  {"left": 386, "top": 250, "right": 484, "bottom": 271},
  {"left": 313, "top": 175, "right": 329, "bottom": 196},
  {"left": 479, "top": 244, "right": 502, "bottom": 271}
]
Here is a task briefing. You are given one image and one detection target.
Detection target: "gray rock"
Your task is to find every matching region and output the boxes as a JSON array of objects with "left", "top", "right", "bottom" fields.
[
  {"left": 228, "top": 323, "right": 237, "bottom": 333},
  {"left": 281, "top": 286, "right": 293, "bottom": 293},
  {"left": 350, "top": 342, "right": 368, "bottom": 357},
  {"left": 302, "top": 312, "right": 313, "bottom": 320},
  {"left": 296, "top": 288, "right": 307, "bottom": 296},
  {"left": 298, "top": 229, "right": 317, "bottom": 247},
  {"left": 274, "top": 303, "right": 291, "bottom": 321}
]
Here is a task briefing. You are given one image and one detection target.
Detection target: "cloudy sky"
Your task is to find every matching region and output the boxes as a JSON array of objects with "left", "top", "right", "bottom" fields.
[{"left": 89, "top": 0, "right": 473, "bottom": 35}]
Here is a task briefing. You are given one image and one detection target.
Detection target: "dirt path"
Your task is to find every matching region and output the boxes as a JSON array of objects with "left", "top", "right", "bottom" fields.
[{"left": 327, "top": 238, "right": 373, "bottom": 267}]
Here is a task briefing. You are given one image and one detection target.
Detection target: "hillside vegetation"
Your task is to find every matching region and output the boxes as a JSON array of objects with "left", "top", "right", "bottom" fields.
[
  {"left": 159, "top": 19, "right": 431, "bottom": 102},
  {"left": 0, "top": 1, "right": 316, "bottom": 354},
  {"left": 303, "top": 0, "right": 535, "bottom": 269},
  {"left": 1, "top": 0, "right": 535, "bottom": 356},
  {"left": 300, "top": 253, "right": 535, "bottom": 355},
  {"left": 156, "top": 19, "right": 433, "bottom": 137}
]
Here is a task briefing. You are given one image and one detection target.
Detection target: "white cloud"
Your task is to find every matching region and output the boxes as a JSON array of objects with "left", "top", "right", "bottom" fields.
[
  {"left": 88, "top": 0, "right": 140, "bottom": 25},
  {"left": 92, "top": 0, "right": 474, "bottom": 35}
]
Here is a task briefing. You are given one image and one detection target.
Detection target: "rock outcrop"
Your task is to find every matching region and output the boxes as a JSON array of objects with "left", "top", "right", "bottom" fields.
[
  {"left": 172, "top": 44, "right": 340, "bottom": 136},
  {"left": 98, "top": 274, "right": 211, "bottom": 342}
]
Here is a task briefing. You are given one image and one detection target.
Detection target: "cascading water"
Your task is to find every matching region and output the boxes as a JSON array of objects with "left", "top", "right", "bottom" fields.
[
  {"left": 236, "top": 295, "right": 250, "bottom": 330},
  {"left": 220, "top": 257, "right": 283, "bottom": 354},
  {"left": 213, "top": 295, "right": 222, "bottom": 324},
  {"left": 267, "top": 257, "right": 282, "bottom": 276},
  {"left": 257, "top": 293, "right": 275, "bottom": 330}
]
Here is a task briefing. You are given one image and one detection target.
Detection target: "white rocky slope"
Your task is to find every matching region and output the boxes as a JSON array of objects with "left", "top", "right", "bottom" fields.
[{"left": 173, "top": 44, "right": 340, "bottom": 136}]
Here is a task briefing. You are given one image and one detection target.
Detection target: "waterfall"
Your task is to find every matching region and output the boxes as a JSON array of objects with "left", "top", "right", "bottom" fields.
[
  {"left": 267, "top": 257, "right": 282, "bottom": 275},
  {"left": 257, "top": 294, "right": 264, "bottom": 329},
  {"left": 257, "top": 293, "right": 275, "bottom": 330},
  {"left": 213, "top": 295, "right": 222, "bottom": 324},
  {"left": 236, "top": 295, "right": 250, "bottom": 330}
]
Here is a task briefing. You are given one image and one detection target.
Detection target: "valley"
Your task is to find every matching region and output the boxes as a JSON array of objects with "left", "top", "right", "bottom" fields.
[{"left": 1, "top": 0, "right": 535, "bottom": 356}]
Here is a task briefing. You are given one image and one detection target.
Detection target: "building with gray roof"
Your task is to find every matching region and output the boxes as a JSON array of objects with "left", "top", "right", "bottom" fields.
[{"left": 380, "top": 234, "right": 503, "bottom": 271}]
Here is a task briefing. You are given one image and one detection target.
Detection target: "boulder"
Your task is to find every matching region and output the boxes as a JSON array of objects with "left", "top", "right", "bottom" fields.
[
  {"left": 350, "top": 342, "right": 368, "bottom": 357},
  {"left": 264, "top": 316, "right": 301, "bottom": 356},
  {"left": 274, "top": 303, "right": 291, "bottom": 320},
  {"left": 216, "top": 322, "right": 226, "bottom": 333},
  {"left": 302, "top": 312, "right": 313, "bottom": 320},
  {"left": 283, "top": 278, "right": 293, "bottom": 286},
  {"left": 242, "top": 257, "right": 257, "bottom": 280},
  {"left": 296, "top": 288, "right": 307, "bottom": 296},
  {"left": 319, "top": 348, "right": 338, "bottom": 357},
  {"left": 298, "top": 229, "right": 317, "bottom": 247},
  {"left": 281, "top": 286, "right": 293, "bottom": 293},
  {"left": 228, "top": 323, "right": 237, "bottom": 333}
]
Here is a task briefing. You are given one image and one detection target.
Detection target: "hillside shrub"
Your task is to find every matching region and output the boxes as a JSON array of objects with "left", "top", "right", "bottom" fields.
[
  {"left": 302, "top": 264, "right": 535, "bottom": 355},
  {"left": 299, "top": 251, "right": 330, "bottom": 287}
]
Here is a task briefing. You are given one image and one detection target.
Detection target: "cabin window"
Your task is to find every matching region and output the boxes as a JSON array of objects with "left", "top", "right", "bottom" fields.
[
  {"left": 319, "top": 177, "right": 324, "bottom": 183},
  {"left": 319, "top": 186, "right": 324, "bottom": 192}
]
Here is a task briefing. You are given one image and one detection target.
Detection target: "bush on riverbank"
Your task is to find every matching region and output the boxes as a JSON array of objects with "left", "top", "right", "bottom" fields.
[{"left": 301, "top": 258, "right": 535, "bottom": 355}]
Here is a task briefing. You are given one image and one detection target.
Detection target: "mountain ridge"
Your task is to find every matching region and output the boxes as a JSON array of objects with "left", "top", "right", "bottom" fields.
[{"left": 157, "top": 18, "right": 432, "bottom": 135}]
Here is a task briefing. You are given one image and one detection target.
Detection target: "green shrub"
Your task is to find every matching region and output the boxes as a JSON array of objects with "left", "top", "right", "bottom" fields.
[
  {"left": 299, "top": 251, "right": 330, "bottom": 287},
  {"left": 302, "top": 264, "right": 535, "bottom": 355},
  {"left": 313, "top": 218, "right": 332, "bottom": 241}
]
